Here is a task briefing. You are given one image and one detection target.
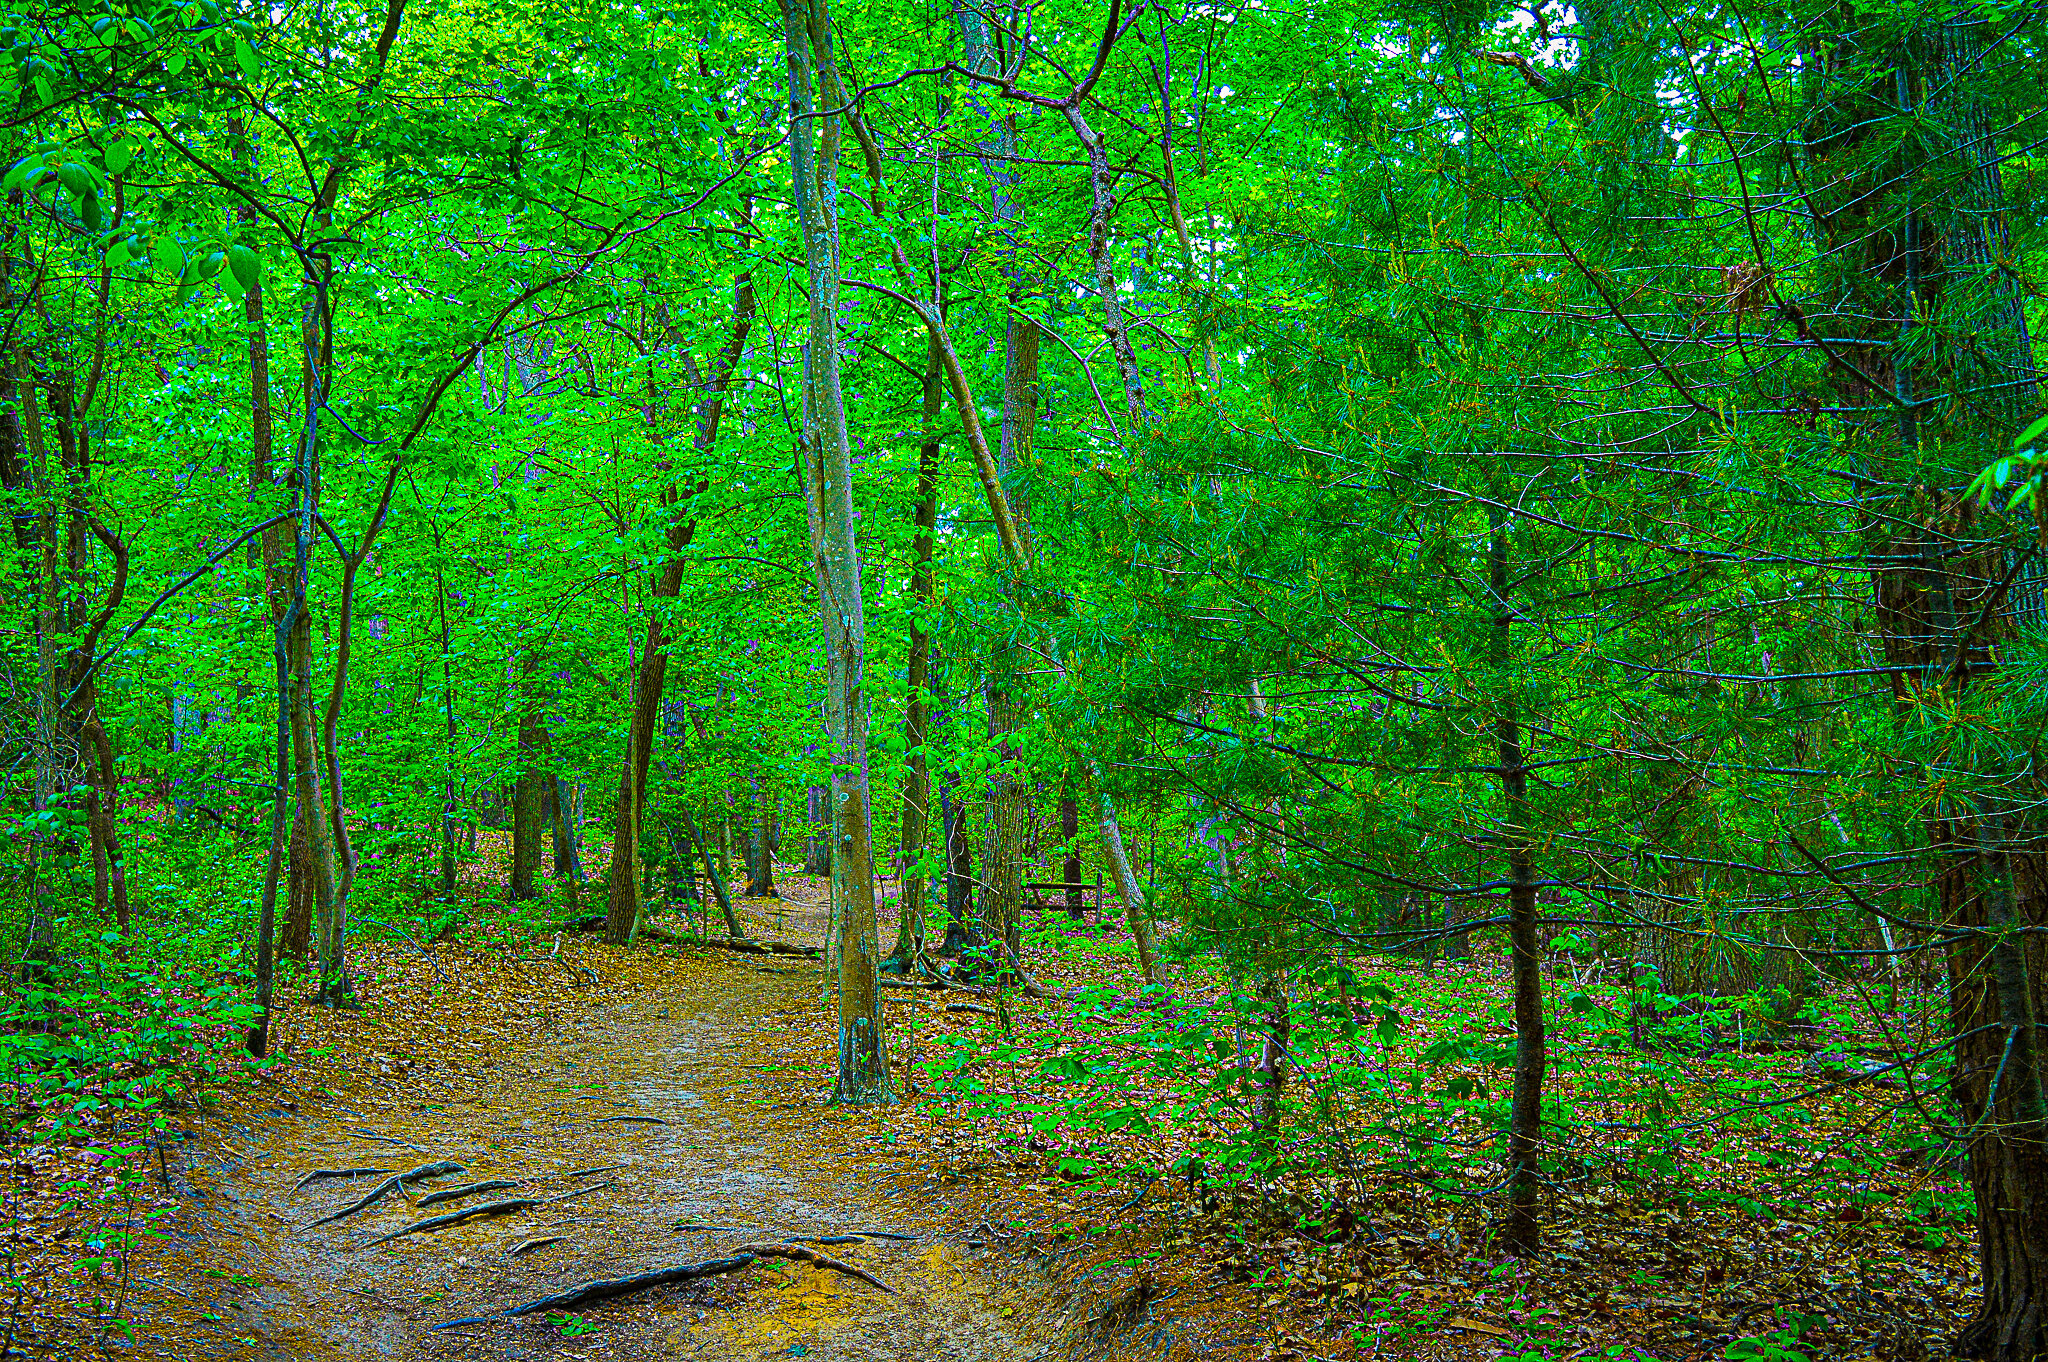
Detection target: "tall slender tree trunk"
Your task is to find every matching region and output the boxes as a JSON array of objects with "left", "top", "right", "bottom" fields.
[
  {"left": 600, "top": 261, "right": 753, "bottom": 942},
  {"left": 1060, "top": 794, "right": 1082, "bottom": 919},
  {"left": 510, "top": 652, "right": 547, "bottom": 900},
  {"left": 939, "top": 772, "right": 977, "bottom": 956},
  {"left": 804, "top": 776, "right": 831, "bottom": 874},
  {"left": 1490, "top": 508, "right": 1544, "bottom": 1254},
  {"left": 1082, "top": 761, "right": 1160, "bottom": 986},
  {"left": 887, "top": 327, "right": 943, "bottom": 968},
  {"left": 786, "top": 0, "right": 887, "bottom": 1101}
]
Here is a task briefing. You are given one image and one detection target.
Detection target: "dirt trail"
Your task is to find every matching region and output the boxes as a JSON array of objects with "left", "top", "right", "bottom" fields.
[{"left": 121, "top": 919, "right": 1063, "bottom": 1362}]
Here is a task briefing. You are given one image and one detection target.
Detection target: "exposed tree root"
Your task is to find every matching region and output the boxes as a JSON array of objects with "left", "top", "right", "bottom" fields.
[
  {"left": 361, "top": 1198, "right": 540, "bottom": 1248},
  {"left": 740, "top": 1242, "right": 894, "bottom": 1293},
  {"left": 415, "top": 1180, "right": 521, "bottom": 1209},
  {"left": 434, "top": 1253, "right": 762, "bottom": 1327},
  {"left": 304, "top": 1161, "right": 465, "bottom": 1229},
  {"left": 566, "top": 1164, "right": 629, "bottom": 1179},
  {"left": 433, "top": 1239, "right": 894, "bottom": 1329},
  {"left": 292, "top": 1167, "right": 393, "bottom": 1193},
  {"left": 507, "top": 1234, "right": 568, "bottom": 1256},
  {"left": 542, "top": 1182, "right": 615, "bottom": 1205},
  {"left": 351, "top": 1130, "right": 427, "bottom": 1151}
]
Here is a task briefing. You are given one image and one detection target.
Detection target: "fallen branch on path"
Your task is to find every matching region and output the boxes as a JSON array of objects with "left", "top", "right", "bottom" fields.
[
  {"left": 362, "top": 1198, "right": 540, "bottom": 1248},
  {"left": 946, "top": 1003, "right": 998, "bottom": 1017},
  {"left": 591, "top": 1114, "right": 668, "bottom": 1126},
  {"left": 416, "top": 1180, "right": 522, "bottom": 1209},
  {"left": 292, "top": 1168, "right": 393, "bottom": 1193},
  {"left": 304, "top": 1161, "right": 465, "bottom": 1229}
]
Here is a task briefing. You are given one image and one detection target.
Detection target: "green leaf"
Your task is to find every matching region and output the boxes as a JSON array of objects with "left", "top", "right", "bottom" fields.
[
  {"left": 227, "top": 243, "right": 260, "bottom": 293},
  {"left": 234, "top": 38, "right": 258, "bottom": 81},
  {"left": 103, "top": 142, "right": 131, "bottom": 176}
]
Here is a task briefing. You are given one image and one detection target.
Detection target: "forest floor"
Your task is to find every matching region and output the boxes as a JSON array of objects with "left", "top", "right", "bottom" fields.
[{"left": 2, "top": 857, "right": 1980, "bottom": 1362}]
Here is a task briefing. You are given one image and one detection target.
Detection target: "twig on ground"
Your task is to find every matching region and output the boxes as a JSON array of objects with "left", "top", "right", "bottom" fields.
[
  {"left": 415, "top": 1180, "right": 522, "bottom": 1209},
  {"left": 566, "top": 1164, "right": 629, "bottom": 1180},
  {"left": 361, "top": 1198, "right": 540, "bottom": 1248},
  {"left": 592, "top": 1115, "right": 668, "bottom": 1125},
  {"left": 304, "top": 1161, "right": 465, "bottom": 1229},
  {"left": 292, "top": 1168, "right": 394, "bottom": 1193}
]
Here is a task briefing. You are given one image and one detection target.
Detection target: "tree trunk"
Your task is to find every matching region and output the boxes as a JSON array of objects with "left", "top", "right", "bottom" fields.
[
  {"left": 282, "top": 798, "right": 313, "bottom": 960},
  {"left": 510, "top": 747, "right": 546, "bottom": 899},
  {"left": 83, "top": 709, "right": 129, "bottom": 934},
  {"left": 1803, "top": 18, "right": 2044, "bottom": 1351},
  {"left": 744, "top": 788, "right": 779, "bottom": 898},
  {"left": 785, "top": 0, "right": 888, "bottom": 1102},
  {"left": 804, "top": 778, "right": 831, "bottom": 874},
  {"left": 1490, "top": 509, "right": 1544, "bottom": 1255},
  {"left": 1060, "top": 794, "right": 1082, "bottom": 919},
  {"left": 1084, "top": 762, "right": 1161, "bottom": 987},
  {"left": 552, "top": 776, "right": 584, "bottom": 884},
  {"left": 680, "top": 806, "right": 743, "bottom": 937},
  {"left": 980, "top": 681, "right": 1028, "bottom": 973},
  {"left": 600, "top": 255, "right": 752, "bottom": 944},
  {"left": 887, "top": 325, "right": 943, "bottom": 969},
  {"left": 291, "top": 604, "right": 346, "bottom": 1005}
]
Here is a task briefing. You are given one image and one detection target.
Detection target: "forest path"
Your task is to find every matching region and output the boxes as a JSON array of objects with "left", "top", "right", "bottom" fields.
[{"left": 128, "top": 882, "right": 1051, "bottom": 1362}]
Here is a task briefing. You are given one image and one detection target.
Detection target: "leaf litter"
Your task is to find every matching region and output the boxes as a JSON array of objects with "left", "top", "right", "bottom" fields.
[{"left": 1, "top": 854, "right": 1983, "bottom": 1362}]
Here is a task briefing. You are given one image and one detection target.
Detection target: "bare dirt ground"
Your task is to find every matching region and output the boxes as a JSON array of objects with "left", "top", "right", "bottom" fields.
[{"left": 108, "top": 873, "right": 1138, "bottom": 1362}]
